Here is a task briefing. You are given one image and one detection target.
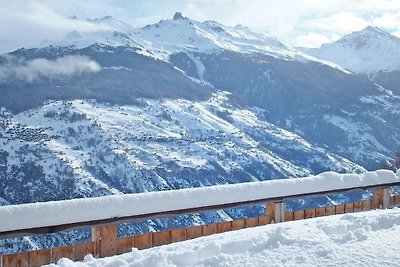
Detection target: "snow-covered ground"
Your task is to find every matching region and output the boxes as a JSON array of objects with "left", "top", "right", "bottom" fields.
[{"left": 49, "top": 208, "right": 400, "bottom": 267}]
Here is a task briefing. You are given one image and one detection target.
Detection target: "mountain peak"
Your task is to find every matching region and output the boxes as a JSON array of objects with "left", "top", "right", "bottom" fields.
[
  {"left": 305, "top": 25, "right": 400, "bottom": 74},
  {"left": 173, "top": 12, "right": 186, "bottom": 21},
  {"left": 343, "top": 26, "right": 390, "bottom": 40},
  {"left": 364, "top": 26, "right": 385, "bottom": 34}
]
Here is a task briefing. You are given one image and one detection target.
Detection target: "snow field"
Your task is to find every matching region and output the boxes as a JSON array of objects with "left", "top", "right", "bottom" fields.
[{"left": 49, "top": 208, "right": 400, "bottom": 267}]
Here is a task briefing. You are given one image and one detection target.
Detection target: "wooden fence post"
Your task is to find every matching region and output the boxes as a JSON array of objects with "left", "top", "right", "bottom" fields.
[
  {"left": 92, "top": 225, "right": 117, "bottom": 258},
  {"left": 266, "top": 203, "right": 275, "bottom": 224},
  {"left": 266, "top": 202, "right": 285, "bottom": 223},
  {"left": 375, "top": 188, "right": 390, "bottom": 209},
  {"left": 274, "top": 202, "right": 285, "bottom": 223}
]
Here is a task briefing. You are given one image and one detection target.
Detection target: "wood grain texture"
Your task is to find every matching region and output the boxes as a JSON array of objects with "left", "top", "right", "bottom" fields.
[
  {"left": 345, "top": 203, "right": 354, "bottom": 213},
  {"left": 294, "top": 210, "right": 305, "bottom": 220},
  {"left": 353, "top": 201, "right": 362, "bottom": 212},
  {"left": 74, "top": 242, "right": 95, "bottom": 261},
  {"left": 266, "top": 203, "right": 275, "bottom": 224},
  {"left": 325, "top": 206, "right": 335, "bottom": 216},
  {"left": 51, "top": 246, "right": 73, "bottom": 263},
  {"left": 117, "top": 237, "right": 134, "bottom": 255},
  {"left": 217, "top": 221, "right": 232, "bottom": 233},
  {"left": 258, "top": 216, "right": 268, "bottom": 226},
  {"left": 152, "top": 231, "right": 171, "bottom": 247},
  {"left": 390, "top": 196, "right": 395, "bottom": 207},
  {"left": 315, "top": 207, "right": 326, "bottom": 217},
  {"left": 305, "top": 209, "right": 316, "bottom": 219},
  {"left": 170, "top": 229, "right": 187, "bottom": 243},
  {"left": 134, "top": 234, "right": 153, "bottom": 250},
  {"left": 28, "top": 249, "right": 50, "bottom": 267},
  {"left": 284, "top": 212, "right": 294, "bottom": 222},
  {"left": 2, "top": 253, "right": 28, "bottom": 267},
  {"left": 231, "top": 219, "right": 245, "bottom": 230},
  {"left": 186, "top": 226, "right": 203, "bottom": 240},
  {"left": 395, "top": 195, "right": 400, "bottom": 206},
  {"left": 202, "top": 224, "right": 218, "bottom": 236},
  {"left": 362, "top": 200, "right": 371, "bottom": 211},
  {"left": 335, "top": 204, "right": 345, "bottom": 214},
  {"left": 245, "top": 217, "right": 259, "bottom": 228}
]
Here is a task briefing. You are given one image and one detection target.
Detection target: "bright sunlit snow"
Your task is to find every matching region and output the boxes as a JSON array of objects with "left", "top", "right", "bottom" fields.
[{"left": 48, "top": 208, "right": 400, "bottom": 267}]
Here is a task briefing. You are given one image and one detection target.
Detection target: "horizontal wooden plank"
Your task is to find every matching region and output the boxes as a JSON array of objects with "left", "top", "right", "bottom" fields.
[
  {"left": 2, "top": 252, "right": 28, "bottom": 267},
  {"left": 74, "top": 242, "right": 95, "bottom": 261},
  {"left": 231, "top": 219, "right": 245, "bottom": 230},
  {"left": 152, "top": 231, "right": 171, "bottom": 247},
  {"left": 186, "top": 225, "right": 203, "bottom": 240},
  {"left": 134, "top": 233, "right": 153, "bottom": 250},
  {"left": 325, "top": 206, "right": 335, "bottom": 216},
  {"left": 258, "top": 216, "right": 268, "bottom": 226},
  {"left": 245, "top": 217, "right": 259, "bottom": 228},
  {"left": 217, "top": 221, "right": 232, "bottom": 233},
  {"left": 170, "top": 228, "right": 187, "bottom": 243},
  {"left": 395, "top": 195, "right": 400, "bottom": 206},
  {"left": 28, "top": 249, "right": 50, "bottom": 267},
  {"left": 51, "top": 245, "right": 73, "bottom": 263},
  {"left": 305, "top": 209, "right": 316, "bottom": 219},
  {"left": 203, "top": 224, "right": 218, "bottom": 236},
  {"left": 353, "top": 201, "right": 362, "bottom": 212},
  {"left": 390, "top": 196, "right": 395, "bottom": 207},
  {"left": 362, "top": 200, "right": 371, "bottom": 211},
  {"left": 294, "top": 210, "right": 305, "bottom": 220},
  {"left": 315, "top": 207, "right": 326, "bottom": 217},
  {"left": 345, "top": 203, "right": 354, "bottom": 213},
  {"left": 285, "top": 212, "right": 294, "bottom": 222},
  {"left": 335, "top": 204, "right": 345, "bottom": 214},
  {"left": 117, "top": 236, "right": 134, "bottom": 255}
]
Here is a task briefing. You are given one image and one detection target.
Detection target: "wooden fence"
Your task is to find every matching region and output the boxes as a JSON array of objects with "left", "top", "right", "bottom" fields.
[{"left": 1, "top": 187, "right": 399, "bottom": 267}]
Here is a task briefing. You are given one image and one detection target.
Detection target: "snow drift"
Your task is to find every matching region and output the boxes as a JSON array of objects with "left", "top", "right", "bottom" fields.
[{"left": 48, "top": 208, "right": 400, "bottom": 267}]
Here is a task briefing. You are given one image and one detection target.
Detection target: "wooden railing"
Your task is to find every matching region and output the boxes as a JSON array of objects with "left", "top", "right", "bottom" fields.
[{"left": 1, "top": 181, "right": 399, "bottom": 267}]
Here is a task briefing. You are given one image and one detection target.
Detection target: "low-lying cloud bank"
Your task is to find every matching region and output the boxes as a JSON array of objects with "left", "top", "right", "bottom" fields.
[{"left": 0, "top": 55, "right": 101, "bottom": 83}]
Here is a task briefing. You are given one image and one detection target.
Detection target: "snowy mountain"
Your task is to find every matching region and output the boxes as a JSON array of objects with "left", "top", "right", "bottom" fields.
[
  {"left": 57, "top": 13, "right": 346, "bottom": 72},
  {"left": 1, "top": 12, "right": 400, "bottom": 252},
  {"left": 300, "top": 26, "right": 400, "bottom": 93}
]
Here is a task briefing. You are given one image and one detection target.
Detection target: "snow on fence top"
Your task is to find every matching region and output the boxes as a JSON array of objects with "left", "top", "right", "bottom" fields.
[{"left": 0, "top": 170, "right": 399, "bottom": 233}]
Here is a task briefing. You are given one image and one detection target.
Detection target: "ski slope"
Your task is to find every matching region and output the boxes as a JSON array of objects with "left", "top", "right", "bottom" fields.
[{"left": 48, "top": 208, "right": 400, "bottom": 267}]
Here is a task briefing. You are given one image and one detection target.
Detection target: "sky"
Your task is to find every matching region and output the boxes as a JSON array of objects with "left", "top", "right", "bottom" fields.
[{"left": 1, "top": 0, "right": 400, "bottom": 54}]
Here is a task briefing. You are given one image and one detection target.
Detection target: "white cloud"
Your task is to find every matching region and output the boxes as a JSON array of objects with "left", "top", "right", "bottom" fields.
[
  {"left": 0, "top": 55, "right": 101, "bottom": 83},
  {"left": 373, "top": 13, "right": 400, "bottom": 29},
  {"left": 301, "top": 13, "right": 368, "bottom": 34},
  {"left": 295, "top": 33, "right": 332, "bottom": 48},
  {"left": 0, "top": 1, "right": 114, "bottom": 54}
]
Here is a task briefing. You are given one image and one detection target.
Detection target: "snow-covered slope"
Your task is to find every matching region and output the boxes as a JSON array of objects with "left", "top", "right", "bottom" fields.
[
  {"left": 301, "top": 26, "right": 400, "bottom": 75},
  {"left": 48, "top": 208, "right": 400, "bottom": 267},
  {"left": 0, "top": 93, "right": 363, "bottom": 206},
  {"left": 0, "top": 93, "right": 368, "bottom": 253},
  {"left": 56, "top": 13, "right": 347, "bottom": 72}
]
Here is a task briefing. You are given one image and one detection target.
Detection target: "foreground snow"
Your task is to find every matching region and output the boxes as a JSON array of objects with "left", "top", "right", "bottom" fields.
[{"left": 50, "top": 208, "right": 400, "bottom": 267}]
